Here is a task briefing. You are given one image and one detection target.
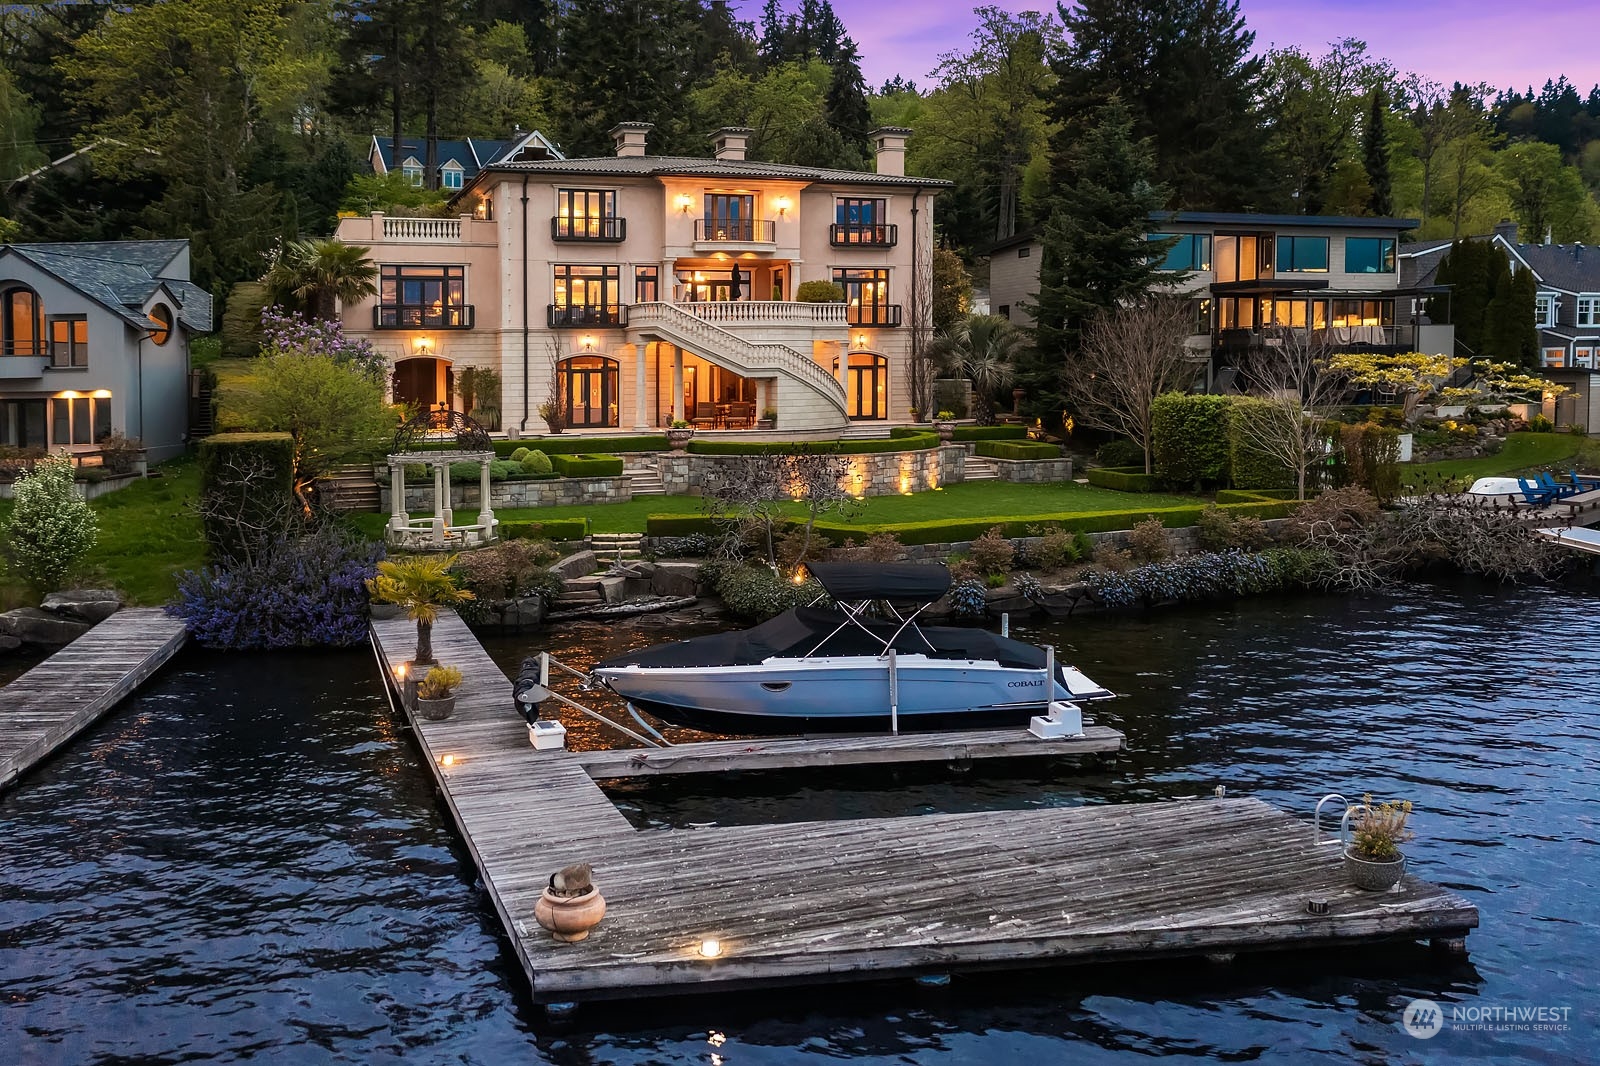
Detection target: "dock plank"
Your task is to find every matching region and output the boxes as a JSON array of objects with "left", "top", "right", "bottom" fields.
[
  {"left": 0, "top": 608, "right": 189, "bottom": 790},
  {"left": 372, "top": 611, "right": 1479, "bottom": 1004}
]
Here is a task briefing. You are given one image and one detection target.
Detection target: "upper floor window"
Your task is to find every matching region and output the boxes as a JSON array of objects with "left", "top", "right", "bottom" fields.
[
  {"left": 1536, "top": 293, "right": 1558, "bottom": 327},
  {"left": 701, "top": 194, "right": 769, "bottom": 242},
  {"left": 1017, "top": 246, "right": 1030, "bottom": 258},
  {"left": 1275, "top": 236, "right": 1329, "bottom": 273},
  {"left": 1213, "top": 234, "right": 1268, "bottom": 282},
  {"left": 550, "top": 265, "right": 622, "bottom": 326},
  {"left": 635, "top": 266, "right": 658, "bottom": 303},
  {"left": 2, "top": 286, "right": 42, "bottom": 356},
  {"left": 148, "top": 304, "right": 173, "bottom": 346},
  {"left": 1152, "top": 233, "right": 1211, "bottom": 271},
  {"left": 831, "top": 198, "right": 896, "bottom": 245},
  {"left": 441, "top": 164, "right": 464, "bottom": 190},
  {"left": 1345, "top": 237, "right": 1396, "bottom": 274},
  {"left": 401, "top": 157, "right": 423, "bottom": 187},
  {"left": 832, "top": 268, "right": 900, "bottom": 326},
  {"left": 554, "top": 189, "right": 623, "bottom": 240},
  {"left": 377, "top": 265, "right": 469, "bottom": 328},
  {"left": 49, "top": 316, "right": 88, "bottom": 367},
  {"left": 1576, "top": 295, "right": 1599, "bottom": 328}
]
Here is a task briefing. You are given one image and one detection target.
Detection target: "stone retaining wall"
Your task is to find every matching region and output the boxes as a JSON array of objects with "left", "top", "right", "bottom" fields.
[
  {"left": 654, "top": 444, "right": 968, "bottom": 497},
  {"left": 380, "top": 475, "right": 632, "bottom": 512},
  {"left": 985, "top": 456, "right": 1074, "bottom": 482}
]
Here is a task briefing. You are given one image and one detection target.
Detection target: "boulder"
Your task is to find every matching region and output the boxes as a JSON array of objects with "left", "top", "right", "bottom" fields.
[
  {"left": 650, "top": 561, "right": 703, "bottom": 599},
  {"left": 0, "top": 634, "right": 21, "bottom": 653},
  {"left": 550, "top": 550, "right": 597, "bottom": 580},
  {"left": 0, "top": 607, "right": 93, "bottom": 646},
  {"left": 41, "top": 588, "right": 122, "bottom": 624}
]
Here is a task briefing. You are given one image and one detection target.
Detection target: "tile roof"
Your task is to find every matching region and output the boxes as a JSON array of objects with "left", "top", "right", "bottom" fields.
[
  {"left": 2, "top": 241, "right": 211, "bottom": 332},
  {"left": 479, "top": 154, "right": 952, "bottom": 188}
]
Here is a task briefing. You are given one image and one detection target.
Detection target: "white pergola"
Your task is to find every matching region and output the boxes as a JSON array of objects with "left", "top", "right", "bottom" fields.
[{"left": 385, "top": 449, "right": 499, "bottom": 550}]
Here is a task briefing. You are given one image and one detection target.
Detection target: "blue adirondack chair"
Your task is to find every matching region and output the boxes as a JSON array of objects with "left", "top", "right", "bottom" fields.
[
  {"left": 1536, "top": 472, "right": 1582, "bottom": 499},
  {"left": 1568, "top": 470, "right": 1600, "bottom": 493},
  {"left": 1517, "top": 477, "right": 1558, "bottom": 506}
]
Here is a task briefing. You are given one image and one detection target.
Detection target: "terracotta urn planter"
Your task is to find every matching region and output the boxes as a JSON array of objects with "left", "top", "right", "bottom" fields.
[
  {"left": 666, "top": 427, "right": 695, "bottom": 451},
  {"left": 415, "top": 694, "right": 456, "bottom": 721},
  {"left": 534, "top": 886, "right": 607, "bottom": 942},
  {"left": 934, "top": 420, "right": 956, "bottom": 443},
  {"left": 1344, "top": 848, "right": 1406, "bottom": 891}
]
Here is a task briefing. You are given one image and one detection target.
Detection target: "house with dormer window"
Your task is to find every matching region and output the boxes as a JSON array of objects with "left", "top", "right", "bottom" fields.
[
  {"left": 337, "top": 122, "right": 944, "bottom": 434},
  {"left": 0, "top": 239, "right": 209, "bottom": 461},
  {"left": 368, "top": 130, "right": 564, "bottom": 191}
]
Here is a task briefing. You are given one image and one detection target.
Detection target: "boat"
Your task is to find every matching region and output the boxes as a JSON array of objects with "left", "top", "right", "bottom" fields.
[{"left": 590, "top": 562, "right": 1113, "bottom": 734}]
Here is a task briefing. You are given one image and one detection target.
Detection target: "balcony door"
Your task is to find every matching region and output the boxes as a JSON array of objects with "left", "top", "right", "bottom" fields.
[
  {"left": 561, "top": 356, "right": 619, "bottom": 428},
  {"left": 834, "top": 352, "right": 889, "bottom": 420},
  {"left": 704, "top": 194, "right": 755, "bottom": 241}
]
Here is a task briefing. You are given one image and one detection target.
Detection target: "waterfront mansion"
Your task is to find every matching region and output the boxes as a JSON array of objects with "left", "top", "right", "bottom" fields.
[{"left": 335, "top": 123, "right": 946, "bottom": 435}]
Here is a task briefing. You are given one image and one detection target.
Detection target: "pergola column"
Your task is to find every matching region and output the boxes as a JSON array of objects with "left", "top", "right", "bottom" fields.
[
  {"left": 633, "top": 345, "right": 648, "bottom": 429},
  {"left": 478, "top": 456, "right": 495, "bottom": 537},
  {"left": 441, "top": 461, "right": 454, "bottom": 528},
  {"left": 672, "top": 346, "right": 685, "bottom": 422},
  {"left": 389, "top": 460, "right": 406, "bottom": 532}
]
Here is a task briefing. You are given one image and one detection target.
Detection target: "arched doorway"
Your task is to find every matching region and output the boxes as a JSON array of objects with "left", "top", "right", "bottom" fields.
[
  {"left": 833, "top": 351, "right": 889, "bottom": 420},
  {"left": 393, "top": 357, "right": 452, "bottom": 413},
  {"left": 560, "top": 355, "right": 619, "bottom": 428}
]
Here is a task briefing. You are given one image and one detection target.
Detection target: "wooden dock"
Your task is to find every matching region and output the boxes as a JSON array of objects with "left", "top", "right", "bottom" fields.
[
  {"left": 0, "top": 608, "right": 188, "bottom": 791},
  {"left": 373, "top": 612, "right": 1479, "bottom": 1005}
]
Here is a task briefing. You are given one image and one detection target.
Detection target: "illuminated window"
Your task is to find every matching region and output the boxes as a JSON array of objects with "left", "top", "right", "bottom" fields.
[
  {"left": 48, "top": 316, "right": 88, "bottom": 367},
  {"left": 3, "top": 286, "right": 42, "bottom": 356},
  {"left": 378, "top": 265, "right": 467, "bottom": 327},
  {"left": 831, "top": 268, "right": 895, "bottom": 325},
  {"left": 50, "top": 394, "right": 111, "bottom": 445},
  {"left": 148, "top": 304, "right": 173, "bottom": 346}
]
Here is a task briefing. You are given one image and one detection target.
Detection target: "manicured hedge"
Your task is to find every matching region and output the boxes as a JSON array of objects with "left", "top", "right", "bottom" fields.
[
  {"left": 1085, "top": 466, "right": 1159, "bottom": 491},
  {"left": 549, "top": 453, "right": 624, "bottom": 477},
  {"left": 974, "top": 439, "right": 1061, "bottom": 461},
  {"left": 1225, "top": 398, "right": 1295, "bottom": 490},
  {"left": 1215, "top": 488, "right": 1301, "bottom": 503},
  {"left": 1151, "top": 393, "right": 1232, "bottom": 488},
  {"left": 646, "top": 514, "right": 734, "bottom": 537},
  {"left": 808, "top": 500, "right": 1299, "bottom": 547},
  {"left": 890, "top": 424, "right": 1027, "bottom": 442},
  {"left": 687, "top": 433, "right": 939, "bottom": 455},
  {"left": 198, "top": 432, "right": 295, "bottom": 563},
  {"left": 503, "top": 518, "right": 587, "bottom": 541},
  {"left": 492, "top": 435, "right": 668, "bottom": 458}
]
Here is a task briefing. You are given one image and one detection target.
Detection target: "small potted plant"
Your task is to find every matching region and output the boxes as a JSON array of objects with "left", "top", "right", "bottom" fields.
[
  {"left": 757, "top": 408, "right": 778, "bottom": 430},
  {"left": 415, "top": 665, "right": 462, "bottom": 720},
  {"left": 934, "top": 410, "right": 957, "bottom": 442},
  {"left": 1342, "top": 793, "right": 1414, "bottom": 891},
  {"left": 666, "top": 418, "right": 695, "bottom": 450},
  {"left": 366, "top": 554, "right": 476, "bottom": 665}
]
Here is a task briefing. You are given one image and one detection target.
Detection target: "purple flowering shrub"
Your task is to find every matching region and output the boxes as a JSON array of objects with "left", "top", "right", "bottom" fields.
[
  {"left": 168, "top": 526, "right": 384, "bottom": 649},
  {"left": 259, "top": 307, "right": 387, "bottom": 383}
]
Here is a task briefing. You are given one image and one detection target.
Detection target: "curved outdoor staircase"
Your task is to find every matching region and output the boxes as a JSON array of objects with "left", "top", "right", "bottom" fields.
[{"left": 627, "top": 302, "right": 848, "bottom": 422}]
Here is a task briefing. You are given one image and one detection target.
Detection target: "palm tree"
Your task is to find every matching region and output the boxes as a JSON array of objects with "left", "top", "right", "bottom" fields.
[
  {"left": 366, "top": 554, "right": 475, "bottom": 664},
  {"left": 266, "top": 238, "right": 379, "bottom": 320},
  {"left": 927, "top": 314, "right": 1026, "bottom": 424}
]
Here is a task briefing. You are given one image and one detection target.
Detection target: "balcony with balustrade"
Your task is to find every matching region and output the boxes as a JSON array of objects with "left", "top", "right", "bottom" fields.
[{"left": 829, "top": 223, "right": 898, "bottom": 247}]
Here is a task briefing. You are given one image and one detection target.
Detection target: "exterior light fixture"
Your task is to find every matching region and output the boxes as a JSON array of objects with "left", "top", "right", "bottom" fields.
[
  {"left": 675, "top": 193, "right": 694, "bottom": 214},
  {"left": 440, "top": 753, "right": 456, "bottom": 767},
  {"left": 773, "top": 195, "right": 791, "bottom": 217},
  {"left": 90, "top": 389, "right": 113, "bottom": 399},
  {"left": 56, "top": 390, "right": 81, "bottom": 399},
  {"left": 413, "top": 336, "right": 433, "bottom": 356},
  {"left": 582, "top": 335, "right": 596, "bottom": 352},
  {"left": 852, "top": 333, "right": 869, "bottom": 349},
  {"left": 699, "top": 938, "right": 723, "bottom": 958}
]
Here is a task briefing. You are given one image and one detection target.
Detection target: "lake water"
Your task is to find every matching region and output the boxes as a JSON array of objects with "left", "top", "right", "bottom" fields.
[{"left": 2, "top": 580, "right": 1595, "bottom": 1063}]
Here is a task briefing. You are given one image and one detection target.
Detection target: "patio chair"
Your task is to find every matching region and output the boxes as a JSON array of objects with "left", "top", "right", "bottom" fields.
[
  {"left": 1535, "top": 472, "right": 1581, "bottom": 499},
  {"left": 1517, "top": 477, "right": 1558, "bottom": 507},
  {"left": 1567, "top": 470, "right": 1600, "bottom": 492},
  {"left": 691, "top": 401, "right": 719, "bottom": 429},
  {"left": 725, "top": 401, "right": 755, "bottom": 429}
]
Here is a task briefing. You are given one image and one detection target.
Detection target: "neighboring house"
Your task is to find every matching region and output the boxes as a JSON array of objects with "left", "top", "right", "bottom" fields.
[
  {"left": 336, "top": 123, "right": 944, "bottom": 433},
  {"left": 0, "top": 240, "right": 210, "bottom": 461},
  {"left": 1402, "top": 220, "right": 1600, "bottom": 429},
  {"left": 988, "top": 212, "right": 1450, "bottom": 390},
  {"left": 367, "top": 130, "right": 564, "bottom": 191}
]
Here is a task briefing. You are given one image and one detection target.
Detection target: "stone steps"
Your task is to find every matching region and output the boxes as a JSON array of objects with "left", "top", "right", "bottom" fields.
[
  {"left": 625, "top": 468, "right": 666, "bottom": 496},
  {"left": 964, "top": 457, "right": 1000, "bottom": 482},
  {"left": 589, "top": 532, "right": 645, "bottom": 561}
]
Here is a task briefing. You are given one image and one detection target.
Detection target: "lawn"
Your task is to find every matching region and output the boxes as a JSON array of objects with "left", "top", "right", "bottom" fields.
[
  {"left": 1402, "top": 432, "right": 1588, "bottom": 487},
  {"left": 356, "top": 478, "right": 1200, "bottom": 536},
  {"left": 0, "top": 457, "right": 205, "bottom": 609}
]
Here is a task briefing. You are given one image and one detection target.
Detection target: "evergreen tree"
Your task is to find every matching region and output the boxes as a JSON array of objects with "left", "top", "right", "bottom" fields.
[
  {"left": 1364, "top": 88, "right": 1393, "bottom": 215},
  {"left": 1437, "top": 239, "right": 1493, "bottom": 355},
  {"left": 1050, "top": 0, "right": 1273, "bottom": 210},
  {"left": 823, "top": 42, "right": 873, "bottom": 165},
  {"left": 1019, "top": 97, "right": 1174, "bottom": 420},
  {"left": 1510, "top": 267, "right": 1540, "bottom": 368},
  {"left": 1479, "top": 250, "right": 1515, "bottom": 361}
]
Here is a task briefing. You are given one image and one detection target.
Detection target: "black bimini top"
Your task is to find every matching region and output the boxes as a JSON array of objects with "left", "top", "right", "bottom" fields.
[
  {"left": 595, "top": 606, "right": 1051, "bottom": 671},
  {"left": 804, "top": 562, "right": 952, "bottom": 604}
]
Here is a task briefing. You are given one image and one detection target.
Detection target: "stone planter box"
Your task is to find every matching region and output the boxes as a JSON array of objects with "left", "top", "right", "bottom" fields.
[
  {"left": 380, "top": 475, "right": 632, "bottom": 512},
  {"left": 654, "top": 444, "right": 967, "bottom": 498},
  {"left": 983, "top": 456, "right": 1074, "bottom": 483}
]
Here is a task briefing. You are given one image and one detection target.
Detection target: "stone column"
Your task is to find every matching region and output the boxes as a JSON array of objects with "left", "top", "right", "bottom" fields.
[
  {"left": 672, "top": 346, "right": 686, "bottom": 422},
  {"left": 389, "top": 459, "right": 406, "bottom": 532},
  {"left": 441, "top": 460, "right": 454, "bottom": 528},
  {"left": 634, "top": 344, "right": 649, "bottom": 429},
  {"left": 431, "top": 462, "right": 445, "bottom": 523},
  {"left": 478, "top": 457, "right": 495, "bottom": 539}
]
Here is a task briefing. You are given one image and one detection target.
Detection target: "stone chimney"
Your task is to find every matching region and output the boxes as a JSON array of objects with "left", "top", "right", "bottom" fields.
[
  {"left": 609, "top": 121, "right": 654, "bottom": 158},
  {"left": 869, "top": 126, "right": 912, "bottom": 177},
  {"left": 710, "top": 126, "right": 753, "bottom": 162},
  {"left": 1493, "top": 218, "right": 1519, "bottom": 243}
]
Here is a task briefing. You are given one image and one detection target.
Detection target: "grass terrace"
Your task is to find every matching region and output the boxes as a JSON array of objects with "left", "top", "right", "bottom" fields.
[{"left": 1402, "top": 432, "right": 1587, "bottom": 487}]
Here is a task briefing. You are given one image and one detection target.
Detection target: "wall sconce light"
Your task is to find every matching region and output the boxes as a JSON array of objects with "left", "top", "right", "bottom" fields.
[
  {"left": 773, "top": 195, "right": 791, "bottom": 218},
  {"left": 91, "top": 389, "right": 113, "bottom": 399},
  {"left": 675, "top": 193, "right": 694, "bottom": 214},
  {"left": 413, "top": 336, "right": 433, "bottom": 356},
  {"left": 852, "top": 333, "right": 869, "bottom": 349},
  {"left": 56, "top": 390, "right": 81, "bottom": 399},
  {"left": 581, "top": 335, "right": 596, "bottom": 352}
]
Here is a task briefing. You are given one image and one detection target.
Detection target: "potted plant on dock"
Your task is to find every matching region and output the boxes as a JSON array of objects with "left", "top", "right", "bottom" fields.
[
  {"left": 666, "top": 419, "right": 694, "bottom": 450},
  {"left": 934, "top": 410, "right": 957, "bottom": 442},
  {"left": 1343, "top": 793, "right": 1414, "bottom": 891},
  {"left": 415, "top": 666, "right": 462, "bottom": 721},
  {"left": 534, "top": 862, "right": 607, "bottom": 942},
  {"left": 366, "top": 554, "right": 475, "bottom": 665}
]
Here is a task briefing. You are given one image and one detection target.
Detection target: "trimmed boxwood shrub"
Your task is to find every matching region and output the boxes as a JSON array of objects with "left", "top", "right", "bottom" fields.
[
  {"left": 549, "top": 453, "right": 624, "bottom": 477},
  {"left": 1150, "top": 393, "right": 1231, "bottom": 488},
  {"left": 687, "top": 433, "right": 939, "bottom": 456},
  {"left": 502, "top": 517, "right": 588, "bottom": 541},
  {"left": 646, "top": 514, "right": 732, "bottom": 538},
  {"left": 509, "top": 446, "right": 531, "bottom": 463},
  {"left": 491, "top": 435, "right": 668, "bottom": 458},
  {"left": 1226, "top": 398, "right": 1295, "bottom": 490},
  {"left": 198, "top": 432, "right": 296, "bottom": 563},
  {"left": 974, "top": 440, "right": 1061, "bottom": 461},
  {"left": 1085, "top": 466, "right": 1159, "bottom": 491},
  {"left": 807, "top": 500, "right": 1298, "bottom": 547},
  {"left": 521, "top": 449, "right": 553, "bottom": 475},
  {"left": 890, "top": 424, "right": 1027, "bottom": 442}
]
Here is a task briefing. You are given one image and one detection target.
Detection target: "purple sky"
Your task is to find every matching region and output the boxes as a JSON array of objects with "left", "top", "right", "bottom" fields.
[{"left": 740, "top": 0, "right": 1597, "bottom": 95}]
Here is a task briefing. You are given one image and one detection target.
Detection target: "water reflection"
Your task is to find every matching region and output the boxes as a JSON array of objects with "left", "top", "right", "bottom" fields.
[{"left": 1, "top": 580, "right": 1594, "bottom": 1064}]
